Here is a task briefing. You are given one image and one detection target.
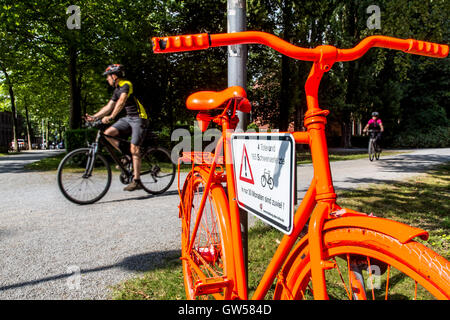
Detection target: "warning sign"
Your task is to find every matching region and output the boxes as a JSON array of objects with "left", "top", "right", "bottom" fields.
[
  {"left": 239, "top": 145, "right": 254, "bottom": 184},
  {"left": 231, "top": 133, "right": 295, "bottom": 234}
]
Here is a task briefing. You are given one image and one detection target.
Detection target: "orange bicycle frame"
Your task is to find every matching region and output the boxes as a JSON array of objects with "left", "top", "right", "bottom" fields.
[{"left": 154, "top": 31, "right": 448, "bottom": 300}]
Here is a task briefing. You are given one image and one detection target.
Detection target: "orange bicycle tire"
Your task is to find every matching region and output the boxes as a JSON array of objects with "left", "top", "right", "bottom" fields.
[
  {"left": 181, "top": 172, "right": 233, "bottom": 299},
  {"left": 274, "top": 227, "right": 450, "bottom": 300}
]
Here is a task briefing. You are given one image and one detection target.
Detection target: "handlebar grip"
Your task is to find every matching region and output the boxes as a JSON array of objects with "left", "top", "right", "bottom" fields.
[
  {"left": 404, "top": 39, "right": 449, "bottom": 58},
  {"left": 151, "top": 33, "right": 211, "bottom": 53},
  {"left": 85, "top": 119, "right": 104, "bottom": 128}
]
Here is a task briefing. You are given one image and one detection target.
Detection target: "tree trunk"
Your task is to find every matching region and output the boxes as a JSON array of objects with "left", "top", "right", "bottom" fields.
[
  {"left": 77, "top": 69, "right": 83, "bottom": 117},
  {"left": 341, "top": 0, "right": 359, "bottom": 148},
  {"left": 57, "top": 122, "right": 63, "bottom": 143},
  {"left": 341, "top": 121, "right": 352, "bottom": 148},
  {"left": 295, "top": 102, "right": 305, "bottom": 132},
  {"left": 0, "top": 62, "right": 19, "bottom": 152},
  {"left": 24, "top": 101, "right": 33, "bottom": 150},
  {"left": 341, "top": 61, "right": 355, "bottom": 148},
  {"left": 279, "top": 0, "right": 292, "bottom": 132},
  {"left": 47, "top": 119, "right": 50, "bottom": 148},
  {"left": 279, "top": 56, "right": 290, "bottom": 131},
  {"left": 68, "top": 45, "right": 81, "bottom": 129}
]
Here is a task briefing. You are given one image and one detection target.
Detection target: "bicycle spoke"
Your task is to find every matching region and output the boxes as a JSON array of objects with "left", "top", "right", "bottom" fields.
[
  {"left": 333, "top": 257, "right": 352, "bottom": 300},
  {"left": 140, "top": 148, "right": 175, "bottom": 194},
  {"left": 58, "top": 149, "right": 111, "bottom": 204},
  {"left": 346, "top": 254, "right": 353, "bottom": 300},
  {"left": 385, "top": 264, "right": 390, "bottom": 300},
  {"left": 367, "top": 257, "right": 375, "bottom": 300},
  {"left": 414, "top": 281, "right": 418, "bottom": 300},
  {"left": 307, "top": 279, "right": 314, "bottom": 297},
  {"left": 181, "top": 172, "right": 229, "bottom": 299}
]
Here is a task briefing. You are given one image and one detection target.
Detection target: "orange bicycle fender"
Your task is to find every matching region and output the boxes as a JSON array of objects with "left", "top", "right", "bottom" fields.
[
  {"left": 324, "top": 216, "right": 429, "bottom": 244},
  {"left": 278, "top": 215, "right": 429, "bottom": 284}
]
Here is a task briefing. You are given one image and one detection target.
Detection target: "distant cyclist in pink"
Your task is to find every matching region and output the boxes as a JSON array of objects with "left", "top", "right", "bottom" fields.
[{"left": 363, "top": 112, "right": 384, "bottom": 149}]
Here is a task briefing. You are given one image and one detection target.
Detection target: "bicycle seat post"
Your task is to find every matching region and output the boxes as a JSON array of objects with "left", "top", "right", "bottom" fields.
[{"left": 304, "top": 61, "right": 337, "bottom": 203}]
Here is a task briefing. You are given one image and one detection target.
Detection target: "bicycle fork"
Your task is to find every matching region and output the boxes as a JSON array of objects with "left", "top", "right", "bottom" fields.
[
  {"left": 83, "top": 145, "right": 97, "bottom": 178},
  {"left": 84, "top": 132, "right": 101, "bottom": 177},
  {"left": 308, "top": 202, "right": 334, "bottom": 299}
]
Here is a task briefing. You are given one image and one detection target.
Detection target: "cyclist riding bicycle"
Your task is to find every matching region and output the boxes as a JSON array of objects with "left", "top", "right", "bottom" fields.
[
  {"left": 85, "top": 64, "right": 149, "bottom": 191},
  {"left": 363, "top": 112, "right": 384, "bottom": 150}
]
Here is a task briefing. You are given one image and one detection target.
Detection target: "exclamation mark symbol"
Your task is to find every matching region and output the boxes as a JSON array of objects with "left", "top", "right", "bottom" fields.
[{"left": 244, "top": 155, "right": 248, "bottom": 177}]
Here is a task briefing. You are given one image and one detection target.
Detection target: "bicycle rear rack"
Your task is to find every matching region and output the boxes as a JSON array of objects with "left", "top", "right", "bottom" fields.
[{"left": 180, "top": 151, "right": 224, "bottom": 165}]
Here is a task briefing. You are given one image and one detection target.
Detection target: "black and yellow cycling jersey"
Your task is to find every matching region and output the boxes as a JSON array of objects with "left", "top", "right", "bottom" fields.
[{"left": 111, "top": 80, "right": 148, "bottom": 119}]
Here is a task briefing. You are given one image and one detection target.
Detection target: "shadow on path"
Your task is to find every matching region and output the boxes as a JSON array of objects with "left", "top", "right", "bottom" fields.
[
  {"left": 0, "top": 249, "right": 181, "bottom": 292},
  {"left": 376, "top": 153, "right": 450, "bottom": 173},
  {"left": 95, "top": 190, "right": 180, "bottom": 205}
]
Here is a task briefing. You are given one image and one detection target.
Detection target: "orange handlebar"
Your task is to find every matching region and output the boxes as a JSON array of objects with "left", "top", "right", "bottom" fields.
[
  {"left": 151, "top": 31, "right": 321, "bottom": 61},
  {"left": 337, "top": 36, "right": 449, "bottom": 60},
  {"left": 404, "top": 39, "right": 449, "bottom": 58},
  {"left": 151, "top": 33, "right": 211, "bottom": 53},
  {"left": 209, "top": 32, "right": 321, "bottom": 61},
  {"left": 151, "top": 31, "right": 449, "bottom": 61}
]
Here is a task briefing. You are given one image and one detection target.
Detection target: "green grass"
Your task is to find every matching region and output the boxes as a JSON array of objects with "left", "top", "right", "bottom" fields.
[
  {"left": 112, "top": 254, "right": 185, "bottom": 300},
  {"left": 24, "top": 153, "right": 66, "bottom": 171},
  {"left": 0, "top": 152, "right": 20, "bottom": 157},
  {"left": 297, "top": 150, "right": 406, "bottom": 164},
  {"left": 111, "top": 162, "right": 450, "bottom": 300}
]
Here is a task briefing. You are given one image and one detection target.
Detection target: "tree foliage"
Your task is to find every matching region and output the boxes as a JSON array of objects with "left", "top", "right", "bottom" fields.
[{"left": 0, "top": 0, "right": 447, "bottom": 147}]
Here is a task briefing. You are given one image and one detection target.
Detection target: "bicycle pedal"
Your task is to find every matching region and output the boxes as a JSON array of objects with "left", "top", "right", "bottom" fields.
[{"left": 194, "top": 276, "right": 232, "bottom": 296}]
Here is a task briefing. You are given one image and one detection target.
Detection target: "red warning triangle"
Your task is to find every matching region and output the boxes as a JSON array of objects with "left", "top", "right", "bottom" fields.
[{"left": 239, "top": 144, "right": 254, "bottom": 184}]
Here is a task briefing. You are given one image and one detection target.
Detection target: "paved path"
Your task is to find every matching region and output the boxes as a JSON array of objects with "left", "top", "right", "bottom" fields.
[
  {"left": 297, "top": 148, "right": 450, "bottom": 197},
  {"left": 0, "top": 148, "right": 448, "bottom": 299},
  {"left": 0, "top": 150, "right": 64, "bottom": 173}
]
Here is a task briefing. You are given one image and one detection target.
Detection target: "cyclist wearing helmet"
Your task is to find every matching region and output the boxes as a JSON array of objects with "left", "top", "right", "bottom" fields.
[
  {"left": 85, "top": 64, "right": 149, "bottom": 191},
  {"left": 363, "top": 112, "right": 384, "bottom": 149}
]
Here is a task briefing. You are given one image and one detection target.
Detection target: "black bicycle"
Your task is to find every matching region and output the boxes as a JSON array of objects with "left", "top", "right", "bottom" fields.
[
  {"left": 367, "top": 129, "right": 382, "bottom": 161},
  {"left": 57, "top": 120, "right": 176, "bottom": 204}
]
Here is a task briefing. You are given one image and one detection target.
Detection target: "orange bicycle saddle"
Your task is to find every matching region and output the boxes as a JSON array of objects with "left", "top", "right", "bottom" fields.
[{"left": 186, "top": 86, "right": 250, "bottom": 112}]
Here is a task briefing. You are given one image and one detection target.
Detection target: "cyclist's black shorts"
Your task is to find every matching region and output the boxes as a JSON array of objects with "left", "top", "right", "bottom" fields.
[
  {"left": 111, "top": 116, "right": 149, "bottom": 146},
  {"left": 370, "top": 131, "right": 382, "bottom": 143}
]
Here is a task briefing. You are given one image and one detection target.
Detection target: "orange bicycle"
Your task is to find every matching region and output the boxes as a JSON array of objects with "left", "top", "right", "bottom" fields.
[{"left": 152, "top": 31, "right": 450, "bottom": 300}]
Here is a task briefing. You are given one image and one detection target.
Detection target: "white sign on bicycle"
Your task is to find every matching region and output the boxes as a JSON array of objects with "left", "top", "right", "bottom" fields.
[{"left": 231, "top": 133, "right": 295, "bottom": 234}]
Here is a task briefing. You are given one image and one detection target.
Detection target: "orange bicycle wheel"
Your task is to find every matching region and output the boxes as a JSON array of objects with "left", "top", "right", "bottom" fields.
[
  {"left": 274, "top": 227, "right": 450, "bottom": 300},
  {"left": 180, "top": 171, "right": 233, "bottom": 299}
]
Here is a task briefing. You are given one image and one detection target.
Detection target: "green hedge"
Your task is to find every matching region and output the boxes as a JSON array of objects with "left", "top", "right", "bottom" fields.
[
  {"left": 64, "top": 128, "right": 174, "bottom": 152},
  {"left": 65, "top": 128, "right": 98, "bottom": 152},
  {"left": 350, "top": 135, "right": 367, "bottom": 148},
  {"left": 327, "top": 135, "right": 376, "bottom": 148},
  {"left": 392, "top": 126, "right": 450, "bottom": 148}
]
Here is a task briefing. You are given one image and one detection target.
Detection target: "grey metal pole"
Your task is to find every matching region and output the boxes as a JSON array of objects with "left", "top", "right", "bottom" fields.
[
  {"left": 227, "top": 0, "right": 248, "bottom": 286},
  {"left": 227, "top": 0, "right": 248, "bottom": 112}
]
